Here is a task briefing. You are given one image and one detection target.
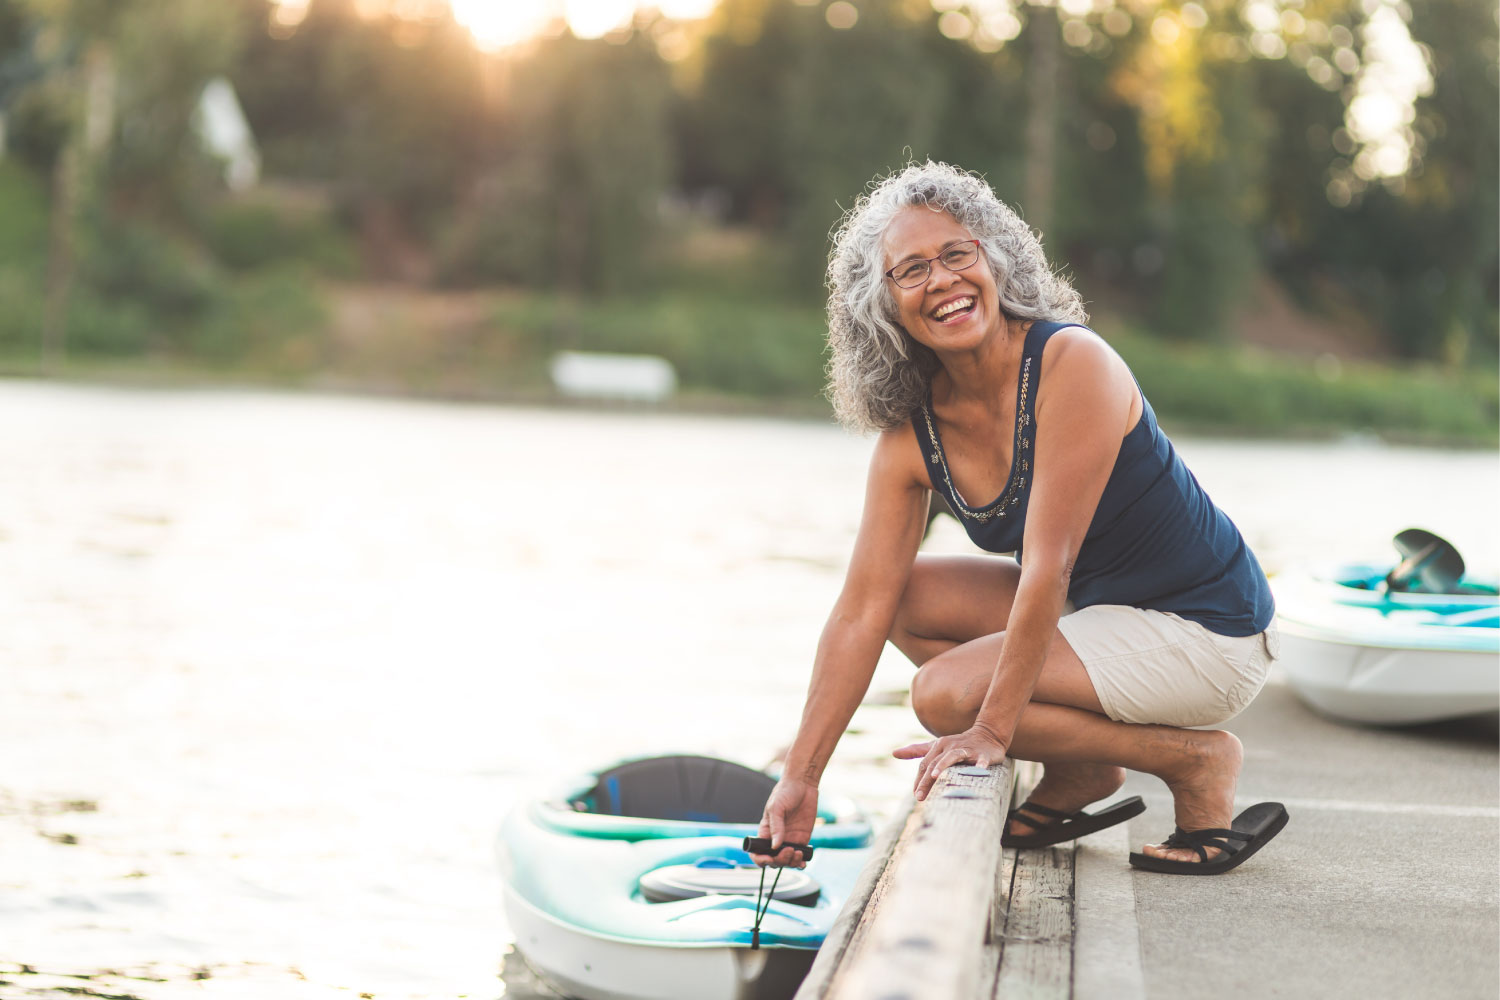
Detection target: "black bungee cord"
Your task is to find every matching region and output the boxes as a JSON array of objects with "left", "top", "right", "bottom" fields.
[
  {"left": 751, "top": 864, "right": 783, "bottom": 950},
  {"left": 741, "top": 837, "right": 815, "bottom": 950}
]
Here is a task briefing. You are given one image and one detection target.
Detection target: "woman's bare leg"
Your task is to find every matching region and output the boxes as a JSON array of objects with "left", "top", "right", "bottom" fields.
[
  {"left": 890, "top": 554, "right": 1137, "bottom": 841},
  {"left": 910, "top": 630, "right": 1243, "bottom": 863}
]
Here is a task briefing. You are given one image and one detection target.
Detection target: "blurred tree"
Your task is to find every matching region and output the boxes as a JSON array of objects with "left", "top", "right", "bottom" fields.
[
  {"left": 16, "top": 0, "right": 126, "bottom": 366},
  {"left": 1339, "top": 0, "right": 1498, "bottom": 362},
  {"left": 104, "top": 0, "right": 244, "bottom": 213},
  {"left": 6, "top": 0, "right": 275, "bottom": 363},
  {"left": 232, "top": 0, "right": 487, "bottom": 280},
  {"left": 439, "top": 25, "right": 674, "bottom": 297},
  {"left": 1109, "top": 4, "right": 1268, "bottom": 339},
  {"left": 2, "top": 0, "right": 1491, "bottom": 373},
  {"left": 684, "top": 0, "right": 1012, "bottom": 297},
  {"left": 1252, "top": 0, "right": 1497, "bottom": 362}
]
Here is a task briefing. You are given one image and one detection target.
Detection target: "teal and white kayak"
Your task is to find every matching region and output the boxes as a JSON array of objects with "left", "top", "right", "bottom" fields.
[
  {"left": 1275, "top": 562, "right": 1500, "bottom": 725},
  {"left": 497, "top": 755, "right": 873, "bottom": 1000}
]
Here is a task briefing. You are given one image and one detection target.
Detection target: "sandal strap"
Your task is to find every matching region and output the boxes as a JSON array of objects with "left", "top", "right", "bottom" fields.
[
  {"left": 1010, "top": 801, "right": 1078, "bottom": 823},
  {"left": 1163, "top": 825, "right": 1250, "bottom": 861}
]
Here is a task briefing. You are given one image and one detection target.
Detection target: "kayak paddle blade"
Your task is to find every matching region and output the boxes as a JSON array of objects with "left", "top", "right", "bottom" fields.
[{"left": 1387, "top": 528, "right": 1465, "bottom": 594}]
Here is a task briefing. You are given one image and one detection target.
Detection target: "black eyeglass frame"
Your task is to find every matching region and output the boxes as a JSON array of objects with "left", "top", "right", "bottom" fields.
[{"left": 884, "top": 239, "right": 983, "bottom": 288}]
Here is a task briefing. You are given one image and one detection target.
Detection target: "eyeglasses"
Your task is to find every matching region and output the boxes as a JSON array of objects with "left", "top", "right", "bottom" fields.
[{"left": 885, "top": 240, "right": 982, "bottom": 288}]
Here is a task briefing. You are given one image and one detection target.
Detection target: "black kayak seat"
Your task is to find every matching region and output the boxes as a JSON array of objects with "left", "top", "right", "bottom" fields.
[{"left": 578, "top": 755, "right": 777, "bottom": 824}]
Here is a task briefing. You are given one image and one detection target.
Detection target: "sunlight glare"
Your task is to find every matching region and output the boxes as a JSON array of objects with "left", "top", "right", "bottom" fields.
[
  {"left": 566, "top": 0, "right": 636, "bottom": 38},
  {"left": 1347, "top": 0, "right": 1432, "bottom": 179},
  {"left": 450, "top": 0, "right": 561, "bottom": 50},
  {"left": 656, "top": 0, "right": 716, "bottom": 15},
  {"left": 448, "top": 0, "right": 717, "bottom": 49}
]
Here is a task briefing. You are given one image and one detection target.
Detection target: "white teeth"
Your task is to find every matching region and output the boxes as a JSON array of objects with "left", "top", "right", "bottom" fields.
[{"left": 934, "top": 297, "right": 974, "bottom": 319}]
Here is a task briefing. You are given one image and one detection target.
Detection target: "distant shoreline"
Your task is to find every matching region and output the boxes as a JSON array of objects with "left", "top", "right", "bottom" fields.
[{"left": 2, "top": 365, "right": 1493, "bottom": 450}]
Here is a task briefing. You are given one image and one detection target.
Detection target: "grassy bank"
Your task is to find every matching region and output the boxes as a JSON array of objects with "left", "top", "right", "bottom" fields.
[
  {"left": 2, "top": 285, "right": 1494, "bottom": 447},
  {"left": 1107, "top": 325, "right": 1499, "bottom": 446},
  {"left": 475, "top": 291, "right": 1497, "bottom": 446}
]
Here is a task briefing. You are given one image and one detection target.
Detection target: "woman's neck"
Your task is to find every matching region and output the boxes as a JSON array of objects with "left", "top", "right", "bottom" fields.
[{"left": 931, "top": 317, "right": 1030, "bottom": 411}]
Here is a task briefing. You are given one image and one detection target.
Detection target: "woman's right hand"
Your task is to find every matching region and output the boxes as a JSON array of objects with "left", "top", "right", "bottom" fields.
[{"left": 751, "top": 778, "right": 819, "bottom": 868}]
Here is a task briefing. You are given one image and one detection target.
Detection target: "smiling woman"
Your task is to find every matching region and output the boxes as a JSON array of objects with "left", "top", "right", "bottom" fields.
[{"left": 751, "top": 160, "right": 1290, "bottom": 879}]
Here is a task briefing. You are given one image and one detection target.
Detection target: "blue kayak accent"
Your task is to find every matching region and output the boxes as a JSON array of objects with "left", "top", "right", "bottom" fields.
[{"left": 1277, "top": 563, "right": 1499, "bottom": 653}]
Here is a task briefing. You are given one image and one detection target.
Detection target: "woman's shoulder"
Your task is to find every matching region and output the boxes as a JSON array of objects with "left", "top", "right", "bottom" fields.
[
  {"left": 1031, "top": 322, "right": 1140, "bottom": 428},
  {"left": 1035, "top": 322, "right": 1126, "bottom": 377},
  {"left": 875, "top": 417, "right": 925, "bottom": 461}
]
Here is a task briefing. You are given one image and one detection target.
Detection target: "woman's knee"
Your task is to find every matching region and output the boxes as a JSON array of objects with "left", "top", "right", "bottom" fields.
[{"left": 910, "top": 656, "right": 979, "bottom": 737}]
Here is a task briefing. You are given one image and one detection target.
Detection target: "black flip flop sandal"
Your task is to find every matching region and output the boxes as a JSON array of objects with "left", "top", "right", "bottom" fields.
[
  {"left": 1128, "top": 802, "right": 1289, "bottom": 876},
  {"left": 1001, "top": 796, "right": 1147, "bottom": 849}
]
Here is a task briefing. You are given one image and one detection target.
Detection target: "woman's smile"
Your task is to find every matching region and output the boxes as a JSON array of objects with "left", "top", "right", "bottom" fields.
[{"left": 931, "top": 294, "right": 976, "bottom": 323}]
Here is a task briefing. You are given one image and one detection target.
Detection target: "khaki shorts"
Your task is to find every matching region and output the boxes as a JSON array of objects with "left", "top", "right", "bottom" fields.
[{"left": 1057, "top": 605, "right": 1279, "bottom": 728}]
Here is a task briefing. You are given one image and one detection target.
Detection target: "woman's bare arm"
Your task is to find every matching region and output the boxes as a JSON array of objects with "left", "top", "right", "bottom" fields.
[
  {"left": 754, "top": 423, "right": 929, "bottom": 866},
  {"left": 970, "top": 329, "right": 1138, "bottom": 743},
  {"left": 782, "top": 422, "right": 932, "bottom": 784}
]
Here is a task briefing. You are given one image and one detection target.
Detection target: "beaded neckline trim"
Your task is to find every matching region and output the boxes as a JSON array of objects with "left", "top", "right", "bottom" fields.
[{"left": 920, "top": 355, "right": 1033, "bottom": 525}]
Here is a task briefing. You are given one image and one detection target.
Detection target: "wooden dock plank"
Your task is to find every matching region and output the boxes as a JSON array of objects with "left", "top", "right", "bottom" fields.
[
  {"left": 992, "top": 844, "right": 1074, "bottom": 1000},
  {"left": 796, "top": 797, "right": 918, "bottom": 1000},
  {"left": 976, "top": 842, "right": 1019, "bottom": 999},
  {"left": 823, "top": 762, "right": 1015, "bottom": 1000}
]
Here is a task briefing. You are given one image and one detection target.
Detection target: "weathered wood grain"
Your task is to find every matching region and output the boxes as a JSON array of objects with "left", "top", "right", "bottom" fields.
[
  {"left": 794, "top": 795, "right": 916, "bottom": 1000},
  {"left": 825, "top": 762, "right": 1015, "bottom": 1000},
  {"left": 992, "top": 844, "right": 1075, "bottom": 1000},
  {"left": 977, "top": 835, "right": 1019, "bottom": 999}
]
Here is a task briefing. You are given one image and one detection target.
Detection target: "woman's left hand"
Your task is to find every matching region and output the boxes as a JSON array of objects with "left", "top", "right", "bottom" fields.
[{"left": 893, "top": 724, "right": 1010, "bottom": 801}]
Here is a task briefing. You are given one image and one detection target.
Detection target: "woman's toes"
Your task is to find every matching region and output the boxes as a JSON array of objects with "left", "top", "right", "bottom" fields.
[{"left": 1142, "top": 841, "right": 1222, "bottom": 863}]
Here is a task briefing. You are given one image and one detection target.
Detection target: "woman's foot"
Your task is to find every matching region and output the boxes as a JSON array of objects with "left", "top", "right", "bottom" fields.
[
  {"left": 1139, "top": 729, "right": 1244, "bottom": 863},
  {"left": 1006, "top": 762, "right": 1127, "bottom": 838}
]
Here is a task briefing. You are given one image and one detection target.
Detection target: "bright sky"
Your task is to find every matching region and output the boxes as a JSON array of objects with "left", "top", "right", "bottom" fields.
[{"left": 450, "top": 0, "right": 717, "bottom": 48}]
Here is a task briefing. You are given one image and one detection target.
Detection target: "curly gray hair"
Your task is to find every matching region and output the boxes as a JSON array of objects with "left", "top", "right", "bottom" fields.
[{"left": 825, "top": 161, "right": 1088, "bottom": 433}]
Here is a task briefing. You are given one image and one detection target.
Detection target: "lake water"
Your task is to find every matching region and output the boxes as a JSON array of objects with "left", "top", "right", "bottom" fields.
[{"left": 1, "top": 382, "right": 1494, "bottom": 999}]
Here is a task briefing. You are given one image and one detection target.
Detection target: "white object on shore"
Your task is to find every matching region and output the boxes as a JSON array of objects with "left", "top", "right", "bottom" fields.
[
  {"left": 550, "top": 351, "right": 677, "bottom": 403},
  {"left": 194, "top": 77, "right": 260, "bottom": 191}
]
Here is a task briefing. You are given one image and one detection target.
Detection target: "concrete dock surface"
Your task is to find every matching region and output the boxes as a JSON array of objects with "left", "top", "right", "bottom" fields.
[{"left": 1117, "top": 678, "right": 1499, "bottom": 1000}]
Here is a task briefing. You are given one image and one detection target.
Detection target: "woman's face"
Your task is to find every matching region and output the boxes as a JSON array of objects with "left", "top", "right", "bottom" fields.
[{"left": 881, "top": 206, "right": 1002, "bottom": 351}]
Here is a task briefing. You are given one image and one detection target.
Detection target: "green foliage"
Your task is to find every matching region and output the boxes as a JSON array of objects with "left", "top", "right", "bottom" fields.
[
  {"left": 80, "top": 210, "right": 221, "bottom": 324},
  {"left": 437, "top": 30, "right": 675, "bottom": 295},
  {"left": 0, "top": 155, "right": 326, "bottom": 364},
  {"left": 686, "top": 0, "right": 1016, "bottom": 297},
  {"left": 231, "top": 0, "right": 487, "bottom": 260},
  {"left": 1110, "top": 325, "right": 1498, "bottom": 444},
  {"left": 471, "top": 290, "right": 1496, "bottom": 444},
  {"left": 0, "top": 0, "right": 1492, "bottom": 438},
  {"left": 433, "top": 153, "right": 555, "bottom": 289},
  {"left": 0, "top": 267, "right": 47, "bottom": 355},
  {"left": 0, "top": 160, "right": 50, "bottom": 354},
  {"left": 194, "top": 265, "right": 327, "bottom": 367},
  {"left": 198, "top": 196, "right": 356, "bottom": 276},
  {"left": 0, "top": 158, "right": 48, "bottom": 265},
  {"left": 64, "top": 210, "right": 326, "bottom": 362},
  {"left": 1152, "top": 61, "right": 1263, "bottom": 340},
  {"left": 490, "top": 291, "right": 828, "bottom": 400},
  {"left": 63, "top": 292, "right": 154, "bottom": 355}
]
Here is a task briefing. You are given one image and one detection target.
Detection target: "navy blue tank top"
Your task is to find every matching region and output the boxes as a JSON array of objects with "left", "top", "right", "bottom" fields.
[{"left": 911, "top": 320, "right": 1274, "bottom": 637}]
